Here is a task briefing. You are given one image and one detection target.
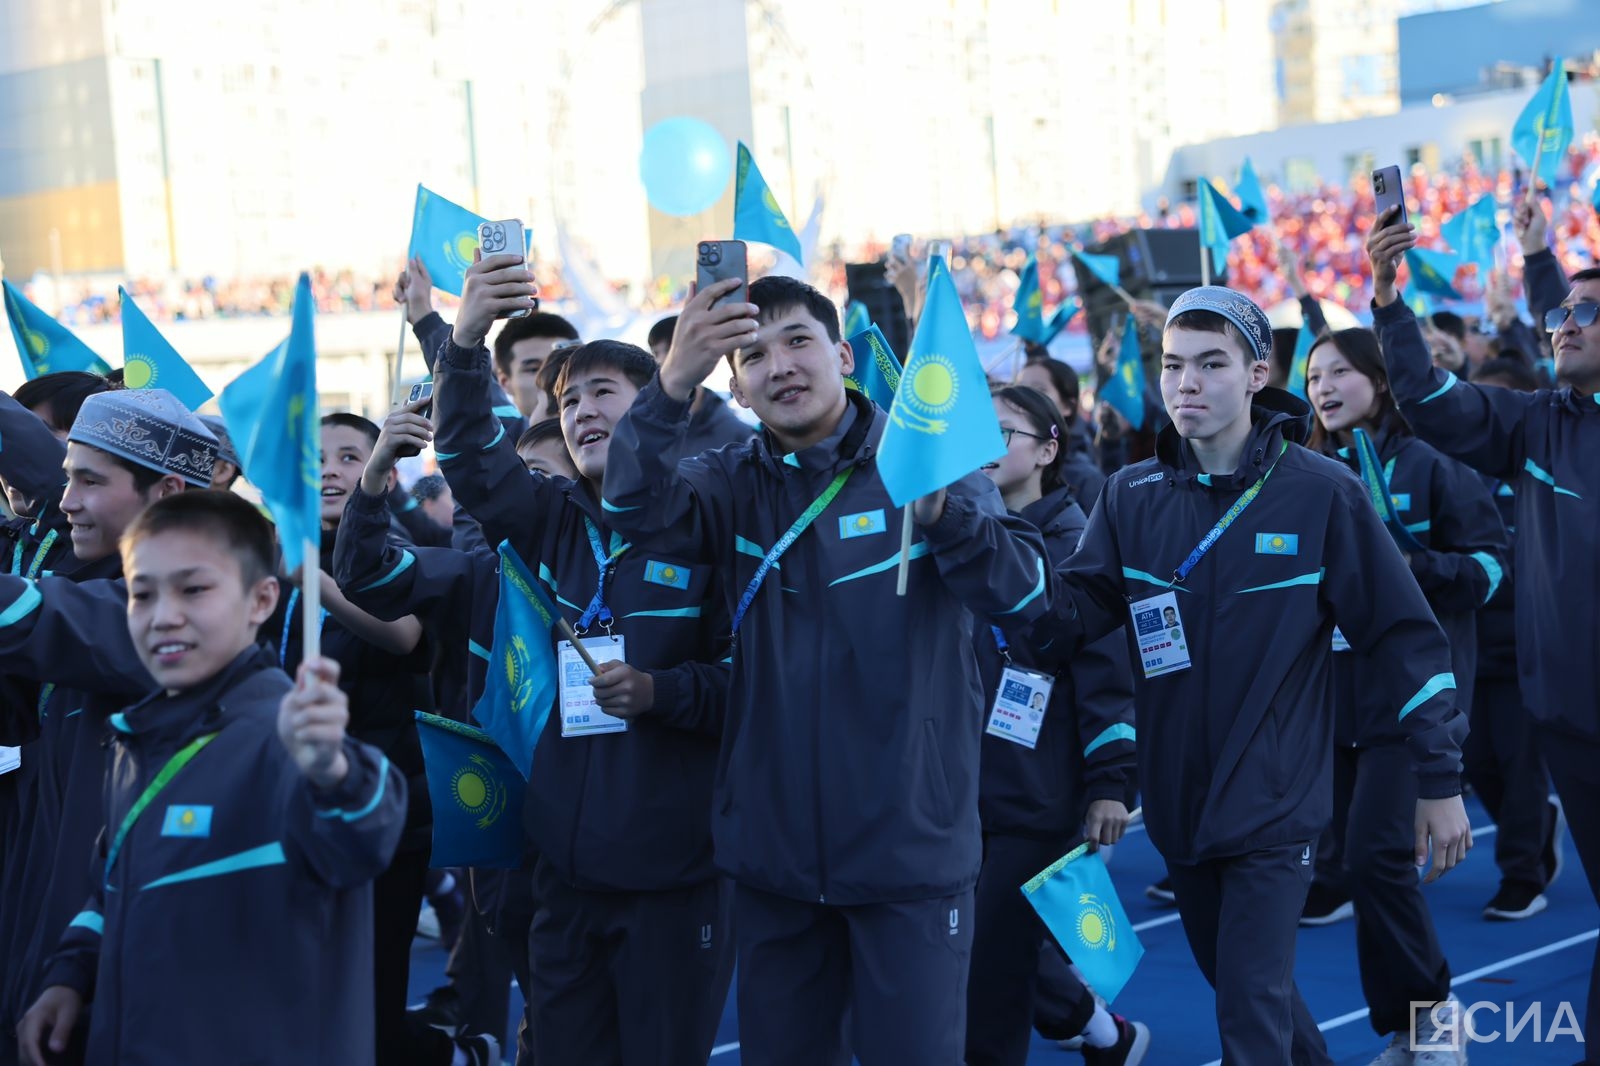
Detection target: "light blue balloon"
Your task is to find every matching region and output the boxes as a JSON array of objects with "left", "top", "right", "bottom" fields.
[{"left": 639, "top": 117, "right": 732, "bottom": 216}]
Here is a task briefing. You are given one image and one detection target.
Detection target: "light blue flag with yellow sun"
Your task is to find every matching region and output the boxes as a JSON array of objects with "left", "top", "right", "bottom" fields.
[
  {"left": 1100, "top": 315, "right": 1147, "bottom": 430},
  {"left": 1405, "top": 248, "right": 1464, "bottom": 301},
  {"left": 733, "top": 142, "right": 803, "bottom": 263},
  {"left": 1512, "top": 65, "right": 1573, "bottom": 189},
  {"left": 415, "top": 712, "right": 526, "bottom": 868},
  {"left": 218, "top": 273, "right": 320, "bottom": 571},
  {"left": 1235, "top": 156, "right": 1270, "bottom": 226},
  {"left": 1440, "top": 195, "right": 1500, "bottom": 276},
  {"left": 877, "top": 255, "right": 1006, "bottom": 508},
  {"left": 1023, "top": 844, "right": 1144, "bottom": 1004},
  {"left": 1011, "top": 255, "right": 1047, "bottom": 343},
  {"left": 1198, "top": 178, "right": 1256, "bottom": 276},
  {"left": 470, "top": 540, "right": 559, "bottom": 780},
  {"left": 1043, "top": 299, "right": 1079, "bottom": 344},
  {"left": 3, "top": 278, "right": 111, "bottom": 379},
  {"left": 408, "top": 184, "right": 488, "bottom": 298},
  {"left": 1287, "top": 320, "right": 1317, "bottom": 401},
  {"left": 842, "top": 299, "right": 870, "bottom": 339},
  {"left": 1073, "top": 250, "right": 1122, "bottom": 291},
  {"left": 844, "top": 323, "right": 902, "bottom": 410},
  {"left": 118, "top": 287, "right": 213, "bottom": 410}
]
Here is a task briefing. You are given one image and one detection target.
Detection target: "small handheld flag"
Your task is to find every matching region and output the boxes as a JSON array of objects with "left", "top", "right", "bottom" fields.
[
  {"left": 1512, "top": 65, "right": 1574, "bottom": 189},
  {"left": 3, "top": 279, "right": 111, "bottom": 379},
  {"left": 1197, "top": 179, "right": 1256, "bottom": 282},
  {"left": 1011, "top": 255, "right": 1047, "bottom": 343},
  {"left": 1023, "top": 844, "right": 1144, "bottom": 1003},
  {"left": 1353, "top": 428, "right": 1425, "bottom": 553},
  {"left": 1286, "top": 321, "right": 1317, "bottom": 401},
  {"left": 408, "top": 185, "right": 488, "bottom": 298},
  {"left": 415, "top": 712, "right": 525, "bottom": 868},
  {"left": 119, "top": 288, "right": 213, "bottom": 410},
  {"left": 877, "top": 255, "right": 1006, "bottom": 508},
  {"left": 1235, "top": 157, "right": 1270, "bottom": 225},
  {"left": 1099, "top": 316, "right": 1147, "bottom": 430},
  {"left": 842, "top": 300, "right": 871, "bottom": 339},
  {"left": 1042, "top": 300, "right": 1078, "bottom": 344},
  {"left": 733, "top": 143, "right": 803, "bottom": 263},
  {"left": 1404, "top": 248, "right": 1464, "bottom": 301},
  {"left": 1439, "top": 196, "right": 1500, "bottom": 277},
  {"left": 843, "top": 323, "right": 902, "bottom": 410},
  {"left": 470, "top": 541, "right": 561, "bottom": 779},
  {"left": 1073, "top": 250, "right": 1123, "bottom": 292}
]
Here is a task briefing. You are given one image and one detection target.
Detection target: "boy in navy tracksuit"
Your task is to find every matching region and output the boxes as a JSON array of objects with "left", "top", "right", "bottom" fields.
[
  {"left": 15, "top": 490, "right": 404, "bottom": 1066},
  {"left": 1036, "top": 287, "right": 1471, "bottom": 1065},
  {"left": 429, "top": 249, "right": 734, "bottom": 1065},
  {"left": 1368, "top": 206, "right": 1600, "bottom": 1061},
  {"left": 602, "top": 275, "right": 1054, "bottom": 1065},
  {"left": 0, "top": 389, "right": 215, "bottom": 1062},
  {"left": 1300, "top": 327, "right": 1508, "bottom": 1059}
]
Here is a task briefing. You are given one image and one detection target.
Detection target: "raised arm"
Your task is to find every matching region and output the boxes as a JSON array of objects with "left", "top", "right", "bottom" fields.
[{"left": 0, "top": 575, "right": 149, "bottom": 696}]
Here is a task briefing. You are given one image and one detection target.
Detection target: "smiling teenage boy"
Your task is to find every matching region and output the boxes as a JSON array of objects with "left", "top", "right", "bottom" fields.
[
  {"left": 15, "top": 490, "right": 404, "bottom": 1066},
  {"left": 1367, "top": 205, "right": 1600, "bottom": 1062},
  {"left": 601, "top": 275, "right": 1052, "bottom": 1064},
  {"left": 1033, "top": 286, "right": 1471, "bottom": 1065}
]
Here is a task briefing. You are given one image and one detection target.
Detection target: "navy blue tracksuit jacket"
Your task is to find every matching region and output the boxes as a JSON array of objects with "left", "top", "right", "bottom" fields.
[
  {"left": 431, "top": 336, "right": 731, "bottom": 894},
  {"left": 41, "top": 646, "right": 405, "bottom": 1065},
  {"left": 1038, "top": 389, "right": 1466, "bottom": 865},
  {"left": 1374, "top": 296, "right": 1600, "bottom": 744},
  {"left": 978, "top": 488, "right": 1135, "bottom": 837},
  {"left": 1323, "top": 428, "right": 1508, "bottom": 746},
  {"left": 604, "top": 382, "right": 1054, "bottom": 905}
]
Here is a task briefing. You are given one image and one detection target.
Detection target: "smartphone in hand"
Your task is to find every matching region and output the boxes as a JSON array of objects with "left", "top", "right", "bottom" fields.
[
  {"left": 1372, "top": 166, "right": 1408, "bottom": 227},
  {"left": 478, "top": 219, "right": 532, "bottom": 319},
  {"left": 696, "top": 240, "right": 748, "bottom": 308}
]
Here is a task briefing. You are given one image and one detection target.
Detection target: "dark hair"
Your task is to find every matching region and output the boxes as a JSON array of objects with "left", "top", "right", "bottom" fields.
[
  {"left": 515, "top": 417, "right": 565, "bottom": 453},
  {"left": 74, "top": 443, "right": 177, "bottom": 494},
  {"left": 552, "top": 340, "right": 657, "bottom": 398},
  {"left": 1022, "top": 341, "right": 1051, "bottom": 364},
  {"left": 1569, "top": 267, "right": 1600, "bottom": 285},
  {"left": 993, "top": 385, "right": 1068, "bottom": 494},
  {"left": 534, "top": 344, "right": 574, "bottom": 403},
  {"left": 1165, "top": 309, "right": 1252, "bottom": 360},
  {"left": 647, "top": 315, "right": 678, "bottom": 352},
  {"left": 491, "top": 312, "right": 579, "bottom": 378},
  {"left": 748, "top": 276, "right": 841, "bottom": 343},
  {"left": 1428, "top": 310, "right": 1466, "bottom": 343},
  {"left": 411, "top": 473, "right": 448, "bottom": 503},
  {"left": 13, "top": 371, "right": 112, "bottom": 432},
  {"left": 320, "top": 412, "right": 380, "bottom": 450},
  {"left": 1020, "top": 358, "right": 1080, "bottom": 414},
  {"left": 1305, "top": 328, "right": 1411, "bottom": 452},
  {"left": 103, "top": 367, "right": 126, "bottom": 387},
  {"left": 1269, "top": 327, "right": 1301, "bottom": 387},
  {"left": 1471, "top": 357, "right": 1538, "bottom": 392},
  {"left": 120, "top": 489, "right": 277, "bottom": 588}
]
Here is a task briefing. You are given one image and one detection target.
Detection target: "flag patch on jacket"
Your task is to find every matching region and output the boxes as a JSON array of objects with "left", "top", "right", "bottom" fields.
[
  {"left": 839, "top": 510, "right": 887, "bottom": 539},
  {"left": 161, "top": 805, "right": 213, "bottom": 838},
  {"left": 1254, "top": 533, "right": 1299, "bottom": 556},
  {"left": 643, "top": 560, "right": 691, "bottom": 589}
]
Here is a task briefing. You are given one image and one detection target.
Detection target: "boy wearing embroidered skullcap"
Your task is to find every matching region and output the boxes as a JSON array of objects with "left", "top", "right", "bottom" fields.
[
  {"left": 16, "top": 490, "right": 405, "bottom": 1066},
  {"left": 1034, "top": 286, "right": 1471, "bottom": 1064},
  {"left": 0, "top": 388, "right": 224, "bottom": 1048}
]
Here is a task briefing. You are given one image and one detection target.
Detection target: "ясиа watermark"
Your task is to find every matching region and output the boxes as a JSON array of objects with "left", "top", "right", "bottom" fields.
[{"left": 1412, "top": 999, "right": 1586, "bottom": 1050}]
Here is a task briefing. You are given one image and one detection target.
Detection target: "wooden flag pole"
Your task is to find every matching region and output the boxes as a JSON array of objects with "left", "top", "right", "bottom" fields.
[
  {"left": 555, "top": 617, "right": 603, "bottom": 674},
  {"left": 895, "top": 504, "right": 915, "bottom": 597},
  {"left": 301, "top": 542, "right": 321, "bottom": 663}
]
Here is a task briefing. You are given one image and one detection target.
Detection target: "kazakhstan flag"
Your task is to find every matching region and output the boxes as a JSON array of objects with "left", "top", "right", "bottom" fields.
[
  {"left": 470, "top": 540, "right": 559, "bottom": 779},
  {"left": 843, "top": 323, "right": 902, "bottom": 410},
  {"left": 1073, "top": 250, "right": 1122, "bottom": 292},
  {"left": 1043, "top": 300, "right": 1078, "bottom": 344},
  {"left": 877, "top": 255, "right": 1005, "bottom": 508},
  {"left": 408, "top": 184, "right": 488, "bottom": 298},
  {"left": 1439, "top": 195, "right": 1500, "bottom": 276},
  {"left": 1404, "top": 248, "right": 1464, "bottom": 301},
  {"left": 1011, "top": 255, "right": 1046, "bottom": 343},
  {"left": 1235, "top": 156, "right": 1270, "bottom": 225},
  {"left": 1198, "top": 178, "right": 1255, "bottom": 276},
  {"left": 1512, "top": 65, "right": 1573, "bottom": 189},
  {"left": 415, "top": 711, "right": 525, "bottom": 868},
  {"left": 218, "top": 274, "right": 320, "bottom": 571},
  {"left": 733, "top": 142, "right": 803, "bottom": 263},
  {"left": 1023, "top": 844, "right": 1144, "bottom": 1004},
  {"left": 3, "top": 279, "right": 111, "bottom": 379},
  {"left": 1100, "top": 315, "right": 1147, "bottom": 430},
  {"left": 842, "top": 300, "right": 870, "bottom": 339},
  {"left": 119, "top": 287, "right": 213, "bottom": 411},
  {"left": 1286, "top": 320, "right": 1317, "bottom": 401},
  {"left": 1353, "top": 428, "right": 1426, "bottom": 553}
]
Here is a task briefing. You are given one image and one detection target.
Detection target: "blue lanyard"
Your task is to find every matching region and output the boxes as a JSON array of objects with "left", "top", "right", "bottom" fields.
[
  {"left": 1171, "top": 442, "right": 1286, "bottom": 585},
  {"left": 280, "top": 587, "right": 330, "bottom": 668},
  {"left": 991, "top": 625, "right": 1010, "bottom": 660},
  {"left": 731, "top": 467, "right": 855, "bottom": 636},
  {"left": 10, "top": 527, "right": 56, "bottom": 580},
  {"left": 577, "top": 519, "right": 628, "bottom": 633}
]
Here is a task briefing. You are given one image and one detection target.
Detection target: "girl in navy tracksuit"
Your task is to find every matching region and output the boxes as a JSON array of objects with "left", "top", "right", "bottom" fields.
[
  {"left": 965, "top": 386, "right": 1147, "bottom": 1066},
  {"left": 1303, "top": 327, "right": 1508, "bottom": 1057}
]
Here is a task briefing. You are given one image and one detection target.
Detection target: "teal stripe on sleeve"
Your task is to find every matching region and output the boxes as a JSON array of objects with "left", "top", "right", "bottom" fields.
[
  {"left": 68, "top": 910, "right": 103, "bottom": 935},
  {"left": 600, "top": 498, "right": 640, "bottom": 513},
  {"left": 1470, "top": 552, "right": 1503, "bottom": 604},
  {"left": 356, "top": 551, "right": 415, "bottom": 592},
  {"left": 620, "top": 607, "right": 704, "bottom": 620},
  {"left": 480, "top": 424, "right": 506, "bottom": 451},
  {"left": 1121, "top": 568, "right": 1187, "bottom": 593},
  {"left": 1399, "top": 673, "right": 1456, "bottom": 720},
  {"left": 1083, "top": 723, "right": 1135, "bottom": 758},
  {"left": 469, "top": 640, "right": 491, "bottom": 661},
  {"left": 315, "top": 755, "right": 391, "bottom": 823},
  {"left": 828, "top": 543, "right": 929, "bottom": 586},
  {"left": 1523, "top": 459, "right": 1582, "bottom": 499},
  {"left": 142, "top": 842, "right": 287, "bottom": 891},
  {"left": 996, "top": 555, "right": 1046, "bottom": 616},
  {"left": 1419, "top": 372, "right": 1458, "bottom": 405},
  {"left": 0, "top": 583, "right": 42, "bottom": 629}
]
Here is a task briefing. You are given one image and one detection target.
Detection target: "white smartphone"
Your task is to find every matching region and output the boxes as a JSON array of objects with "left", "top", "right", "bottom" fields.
[{"left": 478, "top": 218, "right": 531, "bottom": 319}]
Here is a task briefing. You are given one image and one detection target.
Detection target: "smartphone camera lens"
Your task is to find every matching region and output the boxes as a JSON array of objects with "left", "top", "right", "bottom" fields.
[
  {"left": 1374, "top": 174, "right": 1385, "bottom": 193},
  {"left": 698, "top": 242, "right": 721, "bottom": 266}
]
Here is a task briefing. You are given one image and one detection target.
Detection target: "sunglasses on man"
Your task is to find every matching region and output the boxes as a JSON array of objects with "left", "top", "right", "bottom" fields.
[{"left": 1544, "top": 302, "right": 1600, "bottom": 333}]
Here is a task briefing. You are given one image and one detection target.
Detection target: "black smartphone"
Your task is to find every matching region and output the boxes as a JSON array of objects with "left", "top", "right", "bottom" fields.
[
  {"left": 696, "top": 240, "right": 748, "bottom": 308},
  {"left": 1372, "top": 166, "right": 1408, "bottom": 227}
]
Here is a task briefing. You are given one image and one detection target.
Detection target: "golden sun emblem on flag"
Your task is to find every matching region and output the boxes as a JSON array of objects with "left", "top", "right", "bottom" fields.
[
  {"left": 180, "top": 809, "right": 197, "bottom": 828},
  {"left": 1075, "top": 892, "right": 1117, "bottom": 952},
  {"left": 506, "top": 635, "right": 534, "bottom": 713},
  {"left": 763, "top": 187, "right": 791, "bottom": 231},
  {"left": 891, "top": 354, "right": 959, "bottom": 435},
  {"left": 444, "top": 231, "right": 480, "bottom": 273},
  {"left": 123, "top": 354, "right": 157, "bottom": 389},
  {"left": 853, "top": 515, "right": 873, "bottom": 532},
  {"left": 22, "top": 328, "right": 48, "bottom": 359},
  {"left": 450, "top": 754, "right": 508, "bottom": 829},
  {"left": 660, "top": 565, "right": 678, "bottom": 583}
]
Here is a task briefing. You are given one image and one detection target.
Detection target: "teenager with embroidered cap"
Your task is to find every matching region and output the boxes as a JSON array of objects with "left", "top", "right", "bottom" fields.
[
  {"left": 966, "top": 384, "right": 1148, "bottom": 1066},
  {"left": 430, "top": 249, "right": 735, "bottom": 1066},
  {"left": 1367, "top": 206, "right": 1600, "bottom": 1063},
  {"left": 602, "top": 274, "right": 1053, "bottom": 1065},
  {"left": 1298, "top": 327, "right": 1505, "bottom": 1062},
  {"left": 0, "top": 388, "right": 217, "bottom": 1060},
  {"left": 15, "top": 490, "right": 405, "bottom": 1066},
  {"left": 1032, "top": 286, "right": 1471, "bottom": 1066}
]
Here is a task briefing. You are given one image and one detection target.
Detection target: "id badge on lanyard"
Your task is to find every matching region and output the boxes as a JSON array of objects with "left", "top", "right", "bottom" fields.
[
  {"left": 558, "top": 634, "right": 629, "bottom": 737},
  {"left": 1130, "top": 593, "right": 1192, "bottom": 679},
  {"left": 985, "top": 665, "right": 1055, "bottom": 749},
  {"left": 0, "top": 747, "right": 18, "bottom": 776}
]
